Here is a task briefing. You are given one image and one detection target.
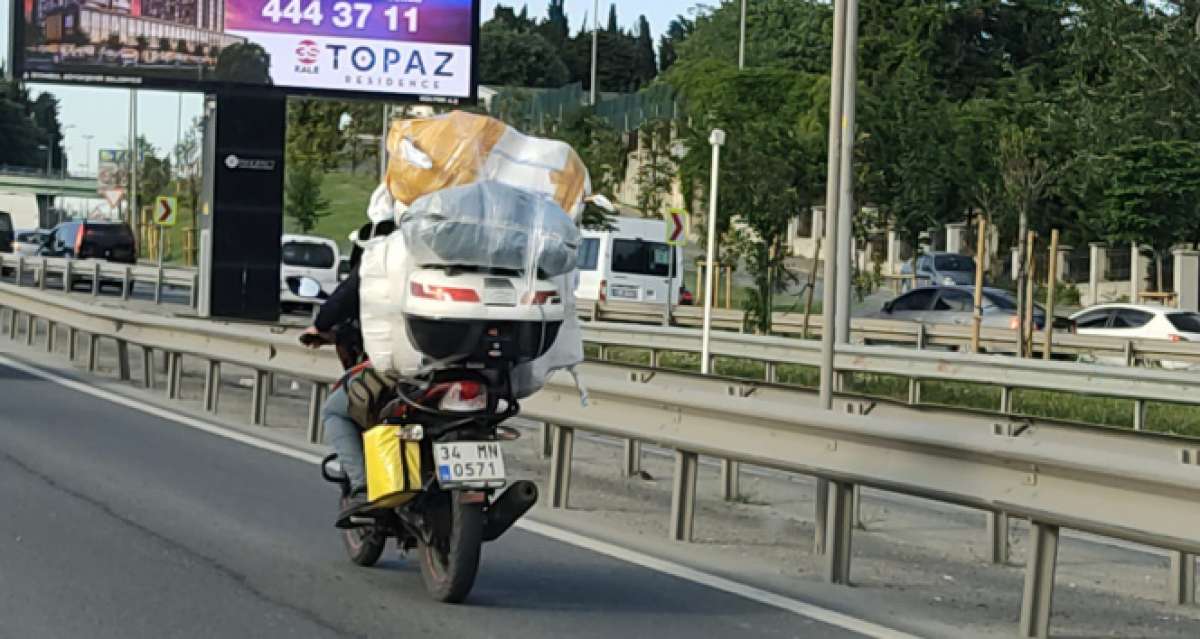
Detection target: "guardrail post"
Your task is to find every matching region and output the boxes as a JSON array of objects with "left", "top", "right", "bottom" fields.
[
  {"left": 851, "top": 484, "right": 864, "bottom": 530},
  {"left": 1000, "top": 387, "right": 1014, "bottom": 414},
  {"left": 154, "top": 267, "right": 164, "bottom": 304},
  {"left": 141, "top": 347, "right": 155, "bottom": 388},
  {"left": 538, "top": 422, "right": 552, "bottom": 459},
  {"left": 548, "top": 425, "right": 574, "bottom": 509},
  {"left": 166, "top": 352, "right": 182, "bottom": 399},
  {"left": 597, "top": 344, "right": 608, "bottom": 361},
  {"left": 86, "top": 334, "right": 98, "bottom": 372},
  {"left": 720, "top": 460, "right": 740, "bottom": 501},
  {"left": 814, "top": 478, "right": 830, "bottom": 555},
  {"left": 987, "top": 511, "right": 1010, "bottom": 564},
  {"left": 622, "top": 439, "right": 642, "bottom": 476},
  {"left": 38, "top": 258, "right": 47, "bottom": 290},
  {"left": 122, "top": 266, "right": 132, "bottom": 300},
  {"left": 824, "top": 480, "right": 854, "bottom": 585},
  {"left": 1133, "top": 400, "right": 1147, "bottom": 431},
  {"left": 1019, "top": 521, "right": 1060, "bottom": 639},
  {"left": 251, "top": 370, "right": 269, "bottom": 425},
  {"left": 306, "top": 382, "right": 327, "bottom": 444},
  {"left": 16, "top": 255, "right": 25, "bottom": 286},
  {"left": 649, "top": 349, "right": 660, "bottom": 369},
  {"left": 203, "top": 360, "right": 221, "bottom": 413},
  {"left": 115, "top": 339, "right": 131, "bottom": 381},
  {"left": 7, "top": 310, "right": 17, "bottom": 340},
  {"left": 189, "top": 273, "right": 200, "bottom": 308},
  {"left": 67, "top": 327, "right": 78, "bottom": 360},
  {"left": 45, "top": 320, "right": 55, "bottom": 353},
  {"left": 1169, "top": 551, "right": 1196, "bottom": 606},
  {"left": 91, "top": 263, "right": 101, "bottom": 295},
  {"left": 24, "top": 313, "right": 34, "bottom": 346},
  {"left": 63, "top": 259, "right": 72, "bottom": 292},
  {"left": 669, "top": 450, "right": 698, "bottom": 542},
  {"left": 765, "top": 361, "right": 778, "bottom": 384},
  {"left": 1123, "top": 340, "right": 1136, "bottom": 367}
]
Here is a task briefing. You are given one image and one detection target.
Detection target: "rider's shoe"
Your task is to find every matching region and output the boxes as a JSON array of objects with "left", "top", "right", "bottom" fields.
[{"left": 335, "top": 487, "right": 370, "bottom": 529}]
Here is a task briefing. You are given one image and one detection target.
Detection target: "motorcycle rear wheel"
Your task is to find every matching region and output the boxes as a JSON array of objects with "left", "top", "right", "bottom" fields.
[
  {"left": 418, "top": 492, "right": 484, "bottom": 603},
  {"left": 339, "top": 497, "right": 387, "bottom": 567}
]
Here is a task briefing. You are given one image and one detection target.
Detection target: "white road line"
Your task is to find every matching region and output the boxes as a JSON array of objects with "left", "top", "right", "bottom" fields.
[{"left": 0, "top": 353, "right": 921, "bottom": 639}]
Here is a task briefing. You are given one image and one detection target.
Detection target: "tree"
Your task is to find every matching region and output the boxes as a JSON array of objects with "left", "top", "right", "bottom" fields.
[
  {"left": 286, "top": 159, "right": 331, "bottom": 233},
  {"left": 286, "top": 98, "right": 343, "bottom": 170},
  {"left": 1098, "top": 140, "right": 1200, "bottom": 290},
  {"left": 607, "top": 4, "right": 619, "bottom": 34},
  {"left": 635, "top": 120, "right": 675, "bottom": 218},
  {"left": 213, "top": 43, "right": 272, "bottom": 84},
  {"left": 633, "top": 16, "right": 657, "bottom": 88},
  {"left": 479, "top": 21, "right": 571, "bottom": 88},
  {"left": 134, "top": 137, "right": 172, "bottom": 217},
  {"left": 658, "top": 16, "right": 694, "bottom": 73}
]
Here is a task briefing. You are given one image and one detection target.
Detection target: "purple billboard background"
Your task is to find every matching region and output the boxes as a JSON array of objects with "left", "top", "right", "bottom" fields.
[{"left": 224, "top": 0, "right": 474, "bottom": 44}]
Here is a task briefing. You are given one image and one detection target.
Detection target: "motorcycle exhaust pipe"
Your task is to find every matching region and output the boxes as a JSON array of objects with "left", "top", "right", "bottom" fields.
[{"left": 482, "top": 480, "right": 538, "bottom": 542}]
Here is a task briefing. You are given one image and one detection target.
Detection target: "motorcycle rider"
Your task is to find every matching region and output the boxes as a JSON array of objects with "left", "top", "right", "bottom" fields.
[{"left": 301, "top": 221, "right": 394, "bottom": 517}]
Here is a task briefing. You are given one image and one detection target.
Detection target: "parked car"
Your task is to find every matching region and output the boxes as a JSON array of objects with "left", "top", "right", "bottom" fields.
[
  {"left": 1070, "top": 303, "right": 1200, "bottom": 369},
  {"left": 877, "top": 285, "right": 1052, "bottom": 331},
  {"left": 0, "top": 211, "right": 13, "bottom": 253},
  {"left": 900, "top": 252, "right": 978, "bottom": 291},
  {"left": 280, "top": 234, "right": 340, "bottom": 308},
  {"left": 12, "top": 229, "right": 51, "bottom": 256},
  {"left": 44, "top": 220, "right": 137, "bottom": 263}
]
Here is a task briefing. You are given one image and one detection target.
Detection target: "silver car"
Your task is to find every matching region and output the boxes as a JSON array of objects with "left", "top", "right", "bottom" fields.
[
  {"left": 879, "top": 286, "right": 1047, "bottom": 330},
  {"left": 900, "top": 252, "right": 978, "bottom": 290}
]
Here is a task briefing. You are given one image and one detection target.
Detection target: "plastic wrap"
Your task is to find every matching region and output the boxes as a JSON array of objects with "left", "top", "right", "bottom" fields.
[
  {"left": 401, "top": 181, "right": 580, "bottom": 277},
  {"left": 385, "top": 111, "right": 591, "bottom": 218}
]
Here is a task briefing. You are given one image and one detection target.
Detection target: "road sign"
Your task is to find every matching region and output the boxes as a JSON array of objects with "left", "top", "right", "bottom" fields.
[
  {"left": 155, "top": 196, "right": 177, "bottom": 227},
  {"left": 665, "top": 209, "right": 689, "bottom": 247},
  {"left": 97, "top": 149, "right": 130, "bottom": 193}
]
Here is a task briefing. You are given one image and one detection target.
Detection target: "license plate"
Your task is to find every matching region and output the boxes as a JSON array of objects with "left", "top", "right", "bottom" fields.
[
  {"left": 433, "top": 442, "right": 506, "bottom": 487},
  {"left": 483, "top": 278, "right": 517, "bottom": 305},
  {"left": 610, "top": 285, "right": 639, "bottom": 300}
]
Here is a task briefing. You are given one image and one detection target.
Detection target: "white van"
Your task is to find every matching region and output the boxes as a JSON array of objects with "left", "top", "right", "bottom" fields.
[
  {"left": 576, "top": 216, "right": 686, "bottom": 306},
  {"left": 280, "top": 234, "right": 340, "bottom": 306}
]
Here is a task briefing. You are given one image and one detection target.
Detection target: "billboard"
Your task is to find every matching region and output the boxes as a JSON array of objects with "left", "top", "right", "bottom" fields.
[{"left": 13, "top": 0, "right": 479, "bottom": 102}]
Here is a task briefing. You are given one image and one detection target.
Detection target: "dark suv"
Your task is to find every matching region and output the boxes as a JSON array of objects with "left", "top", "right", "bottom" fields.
[{"left": 45, "top": 220, "right": 137, "bottom": 263}]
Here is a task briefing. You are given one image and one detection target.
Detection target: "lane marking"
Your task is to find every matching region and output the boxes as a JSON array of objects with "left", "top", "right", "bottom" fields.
[{"left": 0, "top": 353, "right": 920, "bottom": 639}]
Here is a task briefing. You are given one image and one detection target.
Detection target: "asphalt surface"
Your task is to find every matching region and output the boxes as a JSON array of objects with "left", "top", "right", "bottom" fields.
[{"left": 0, "top": 360, "right": 868, "bottom": 639}]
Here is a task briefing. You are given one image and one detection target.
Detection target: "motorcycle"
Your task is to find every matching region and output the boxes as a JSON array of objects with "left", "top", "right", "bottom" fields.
[{"left": 292, "top": 274, "right": 545, "bottom": 603}]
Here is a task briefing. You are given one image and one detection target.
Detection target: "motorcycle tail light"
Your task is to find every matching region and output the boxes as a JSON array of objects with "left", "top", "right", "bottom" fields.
[
  {"left": 523, "top": 290, "right": 561, "bottom": 305},
  {"left": 437, "top": 381, "right": 487, "bottom": 412},
  {"left": 410, "top": 282, "right": 480, "bottom": 302}
]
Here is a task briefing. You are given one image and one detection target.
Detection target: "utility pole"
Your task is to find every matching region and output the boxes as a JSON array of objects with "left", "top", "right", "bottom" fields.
[
  {"left": 129, "top": 89, "right": 138, "bottom": 226},
  {"left": 590, "top": 0, "right": 599, "bottom": 105},
  {"left": 819, "top": 0, "right": 847, "bottom": 411},
  {"left": 738, "top": 0, "right": 748, "bottom": 70},
  {"left": 834, "top": 0, "right": 860, "bottom": 345}
]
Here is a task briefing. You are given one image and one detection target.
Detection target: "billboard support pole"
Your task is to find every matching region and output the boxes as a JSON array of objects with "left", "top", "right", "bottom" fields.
[{"left": 129, "top": 89, "right": 138, "bottom": 227}]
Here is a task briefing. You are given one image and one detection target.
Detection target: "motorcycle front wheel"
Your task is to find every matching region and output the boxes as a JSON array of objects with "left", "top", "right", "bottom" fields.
[{"left": 418, "top": 491, "right": 484, "bottom": 603}]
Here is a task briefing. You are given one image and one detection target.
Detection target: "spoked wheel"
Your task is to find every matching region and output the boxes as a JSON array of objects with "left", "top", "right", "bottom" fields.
[
  {"left": 418, "top": 491, "right": 484, "bottom": 603},
  {"left": 339, "top": 496, "right": 387, "bottom": 567}
]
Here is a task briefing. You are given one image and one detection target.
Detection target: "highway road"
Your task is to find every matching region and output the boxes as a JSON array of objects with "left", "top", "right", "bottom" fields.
[{"left": 0, "top": 358, "right": 892, "bottom": 639}]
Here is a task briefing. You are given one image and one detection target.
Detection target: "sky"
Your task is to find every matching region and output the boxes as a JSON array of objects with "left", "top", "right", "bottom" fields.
[{"left": 0, "top": 0, "right": 703, "bottom": 178}]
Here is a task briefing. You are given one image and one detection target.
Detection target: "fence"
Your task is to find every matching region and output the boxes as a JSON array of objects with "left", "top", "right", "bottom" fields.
[
  {"left": 0, "top": 281, "right": 1196, "bottom": 638},
  {"left": 0, "top": 254, "right": 199, "bottom": 306}
]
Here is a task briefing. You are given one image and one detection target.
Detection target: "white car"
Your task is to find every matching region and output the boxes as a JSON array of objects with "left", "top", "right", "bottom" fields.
[
  {"left": 1069, "top": 303, "right": 1200, "bottom": 369},
  {"left": 280, "top": 234, "right": 340, "bottom": 308},
  {"left": 575, "top": 216, "right": 687, "bottom": 306}
]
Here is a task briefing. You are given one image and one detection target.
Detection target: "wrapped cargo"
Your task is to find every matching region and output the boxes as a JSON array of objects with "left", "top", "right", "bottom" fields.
[
  {"left": 385, "top": 111, "right": 591, "bottom": 218},
  {"left": 359, "top": 150, "right": 586, "bottom": 398}
]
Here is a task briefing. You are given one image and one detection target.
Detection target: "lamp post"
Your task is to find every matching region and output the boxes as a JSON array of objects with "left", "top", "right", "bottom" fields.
[
  {"left": 700, "top": 129, "right": 726, "bottom": 375},
  {"left": 590, "top": 0, "right": 599, "bottom": 105},
  {"left": 738, "top": 0, "right": 748, "bottom": 70}
]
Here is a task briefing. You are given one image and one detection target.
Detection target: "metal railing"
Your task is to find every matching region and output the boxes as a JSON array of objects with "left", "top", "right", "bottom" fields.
[
  {"left": 0, "top": 281, "right": 1196, "bottom": 637},
  {"left": 0, "top": 254, "right": 199, "bottom": 306}
]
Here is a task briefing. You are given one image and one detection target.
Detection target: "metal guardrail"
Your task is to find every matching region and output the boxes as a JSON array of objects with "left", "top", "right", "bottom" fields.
[
  {"left": 579, "top": 322, "right": 1200, "bottom": 432},
  {"left": 0, "top": 254, "right": 199, "bottom": 307},
  {"left": 0, "top": 282, "right": 1196, "bottom": 637}
]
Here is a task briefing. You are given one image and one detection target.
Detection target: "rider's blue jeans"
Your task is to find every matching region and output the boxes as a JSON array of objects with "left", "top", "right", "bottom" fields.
[{"left": 322, "top": 385, "right": 365, "bottom": 491}]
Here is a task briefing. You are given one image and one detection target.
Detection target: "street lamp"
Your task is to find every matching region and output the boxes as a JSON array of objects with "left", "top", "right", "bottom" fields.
[
  {"left": 738, "top": 0, "right": 748, "bottom": 70},
  {"left": 700, "top": 128, "right": 726, "bottom": 375}
]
